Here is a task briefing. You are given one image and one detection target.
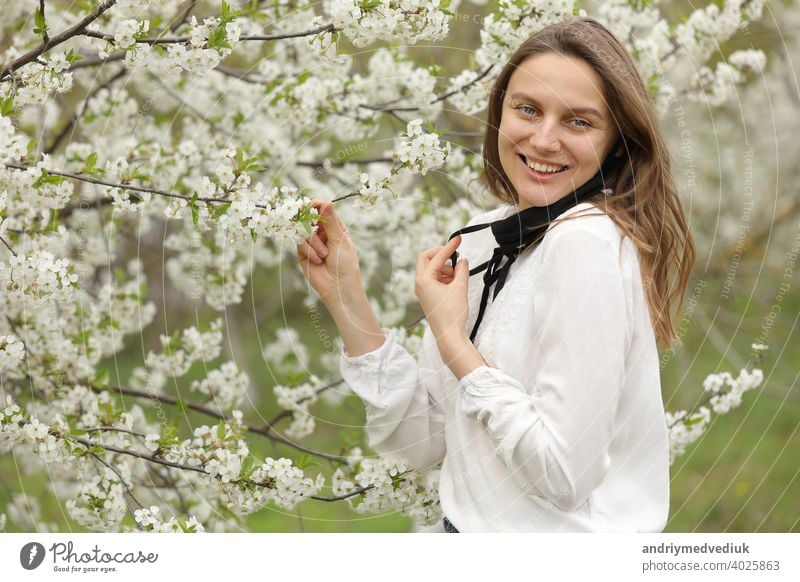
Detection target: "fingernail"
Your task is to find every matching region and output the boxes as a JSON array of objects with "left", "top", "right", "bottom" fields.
[{"left": 320, "top": 247, "right": 328, "bottom": 258}]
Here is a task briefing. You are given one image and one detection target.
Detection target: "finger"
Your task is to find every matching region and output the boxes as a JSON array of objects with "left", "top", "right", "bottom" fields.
[
  {"left": 426, "top": 235, "right": 461, "bottom": 274},
  {"left": 456, "top": 258, "right": 469, "bottom": 281},
  {"left": 297, "top": 241, "right": 323, "bottom": 264},
  {"left": 315, "top": 201, "right": 347, "bottom": 243},
  {"left": 307, "top": 232, "right": 328, "bottom": 259}
]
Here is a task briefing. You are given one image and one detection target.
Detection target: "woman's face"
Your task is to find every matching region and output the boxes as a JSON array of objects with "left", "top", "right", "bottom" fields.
[{"left": 497, "top": 53, "right": 619, "bottom": 209}]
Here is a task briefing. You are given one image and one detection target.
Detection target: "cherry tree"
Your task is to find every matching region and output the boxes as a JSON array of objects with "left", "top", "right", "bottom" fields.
[{"left": 0, "top": 0, "right": 772, "bottom": 532}]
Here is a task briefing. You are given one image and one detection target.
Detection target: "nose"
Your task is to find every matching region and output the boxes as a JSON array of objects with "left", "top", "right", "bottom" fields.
[{"left": 528, "top": 119, "right": 561, "bottom": 153}]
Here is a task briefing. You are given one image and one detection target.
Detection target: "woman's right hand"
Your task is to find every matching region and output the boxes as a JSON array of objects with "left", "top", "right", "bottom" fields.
[{"left": 296, "top": 200, "right": 363, "bottom": 305}]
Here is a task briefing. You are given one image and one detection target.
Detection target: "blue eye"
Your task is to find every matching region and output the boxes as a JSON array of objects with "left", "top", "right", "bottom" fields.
[
  {"left": 518, "top": 104, "right": 537, "bottom": 116},
  {"left": 571, "top": 119, "right": 590, "bottom": 128}
]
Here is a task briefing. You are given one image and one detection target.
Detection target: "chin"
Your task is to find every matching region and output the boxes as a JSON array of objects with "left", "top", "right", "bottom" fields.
[{"left": 515, "top": 186, "right": 565, "bottom": 208}]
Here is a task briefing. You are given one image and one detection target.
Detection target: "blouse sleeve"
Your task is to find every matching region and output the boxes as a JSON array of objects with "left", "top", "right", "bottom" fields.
[
  {"left": 339, "top": 327, "right": 447, "bottom": 471},
  {"left": 458, "top": 226, "right": 629, "bottom": 512}
]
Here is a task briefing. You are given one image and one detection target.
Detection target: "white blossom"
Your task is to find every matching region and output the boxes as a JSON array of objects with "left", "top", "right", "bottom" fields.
[
  {"left": 0, "top": 335, "right": 25, "bottom": 373},
  {"left": 325, "top": 0, "right": 450, "bottom": 47},
  {"left": 134, "top": 505, "right": 205, "bottom": 533},
  {"left": 66, "top": 471, "right": 128, "bottom": 531},
  {"left": 394, "top": 119, "right": 451, "bottom": 176},
  {"left": 190, "top": 361, "right": 249, "bottom": 411}
]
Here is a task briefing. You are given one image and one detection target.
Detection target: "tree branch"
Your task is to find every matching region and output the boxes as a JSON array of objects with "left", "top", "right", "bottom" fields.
[
  {"left": 308, "top": 487, "right": 374, "bottom": 502},
  {"left": 70, "top": 434, "right": 375, "bottom": 502},
  {"left": 38, "top": 0, "right": 50, "bottom": 44},
  {"left": 3, "top": 161, "right": 241, "bottom": 206},
  {"left": 86, "top": 449, "right": 146, "bottom": 512},
  {"left": 91, "top": 382, "right": 346, "bottom": 463},
  {"left": 0, "top": 234, "right": 18, "bottom": 257},
  {"left": 0, "top": 0, "right": 118, "bottom": 81},
  {"left": 81, "top": 23, "right": 335, "bottom": 45}
]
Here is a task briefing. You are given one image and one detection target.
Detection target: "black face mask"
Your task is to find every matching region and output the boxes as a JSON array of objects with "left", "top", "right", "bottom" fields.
[{"left": 448, "top": 151, "right": 621, "bottom": 343}]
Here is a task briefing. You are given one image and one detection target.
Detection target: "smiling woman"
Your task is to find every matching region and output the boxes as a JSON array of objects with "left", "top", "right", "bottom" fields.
[
  {"left": 498, "top": 53, "right": 619, "bottom": 209},
  {"left": 297, "top": 16, "right": 695, "bottom": 533}
]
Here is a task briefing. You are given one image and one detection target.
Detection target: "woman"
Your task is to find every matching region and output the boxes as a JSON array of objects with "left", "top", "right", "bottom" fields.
[{"left": 296, "top": 17, "right": 694, "bottom": 532}]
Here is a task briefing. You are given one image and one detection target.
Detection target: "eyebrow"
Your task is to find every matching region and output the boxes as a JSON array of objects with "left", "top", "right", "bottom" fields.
[{"left": 508, "top": 92, "right": 605, "bottom": 119}]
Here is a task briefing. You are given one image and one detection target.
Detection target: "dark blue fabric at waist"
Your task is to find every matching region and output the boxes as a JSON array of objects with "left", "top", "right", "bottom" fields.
[{"left": 443, "top": 516, "right": 460, "bottom": 533}]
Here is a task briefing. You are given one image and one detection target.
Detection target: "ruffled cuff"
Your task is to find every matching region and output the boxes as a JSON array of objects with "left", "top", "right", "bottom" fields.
[
  {"left": 458, "top": 365, "right": 526, "bottom": 397},
  {"left": 339, "top": 327, "right": 413, "bottom": 411},
  {"left": 340, "top": 327, "right": 395, "bottom": 368}
]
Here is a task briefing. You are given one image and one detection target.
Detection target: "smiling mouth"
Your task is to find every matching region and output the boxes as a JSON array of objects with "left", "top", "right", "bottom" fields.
[{"left": 517, "top": 154, "right": 570, "bottom": 175}]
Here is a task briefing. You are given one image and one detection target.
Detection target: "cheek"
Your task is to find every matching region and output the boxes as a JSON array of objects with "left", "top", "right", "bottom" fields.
[{"left": 498, "top": 116, "right": 524, "bottom": 147}]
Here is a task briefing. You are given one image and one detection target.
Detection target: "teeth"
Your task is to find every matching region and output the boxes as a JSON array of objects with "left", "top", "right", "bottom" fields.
[{"left": 523, "top": 156, "right": 566, "bottom": 173}]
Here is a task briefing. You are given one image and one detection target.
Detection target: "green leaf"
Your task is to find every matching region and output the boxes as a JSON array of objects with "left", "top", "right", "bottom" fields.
[
  {"left": 210, "top": 202, "right": 230, "bottom": 220},
  {"left": 240, "top": 455, "right": 255, "bottom": 478},
  {"left": 82, "top": 151, "right": 103, "bottom": 176},
  {"left": 360, "top": 0, "right": 381, "bottom": 11},
  {"left": 0, "top": 95, "right": 15, "bottom": 116},
  {"left": 160, "top": 424, "right": 180, "bottom": 447},
  {"left": 221, "top": 1, "right": 235, "bottom": 24},
  {"left": 216, "top": 420, "right": 227, "bottom": 441},
  {"left": 33, "top": 169, "right": 66, "bottom": 189},
  {"left": 684, "top": 414, "right": 704, "bottom": 426},
  {"left": 189, "top": 191, "right": 200, "bottom": 227},
  {"left": 26, "top": 139, "right": 37, "bottom": 160},
  {"left": 94, "top": 368, "right": 110, "bottom": 387},
  {"left": 207, "top": 26, "right": 230, "bottom": 50},
  {"left": 65, "top": 49, "right": 83, "bottom": 64},
  {"left": 294, "top": 454, "right": 319, "bottom": 470},
  {"left": 296, "top": 70, "right": 310, "bottom": 84},
  {"left": 33, "top": 7, "right": 48, "bottom": 37}
]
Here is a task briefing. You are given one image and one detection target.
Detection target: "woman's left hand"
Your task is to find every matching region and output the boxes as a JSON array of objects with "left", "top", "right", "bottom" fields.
[{"left": 415, "top": 235, "right": 470, "bottom": 343}]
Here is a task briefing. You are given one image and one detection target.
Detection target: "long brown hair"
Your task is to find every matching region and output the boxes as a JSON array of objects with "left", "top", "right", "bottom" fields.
[{"left": 482, "top": 17, "right": 695, "bottom": 347}]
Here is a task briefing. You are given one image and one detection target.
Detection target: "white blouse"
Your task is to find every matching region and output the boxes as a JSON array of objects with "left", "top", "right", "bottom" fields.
[{"left": 339, "top": 202, "right": 670, "bottom": 532}]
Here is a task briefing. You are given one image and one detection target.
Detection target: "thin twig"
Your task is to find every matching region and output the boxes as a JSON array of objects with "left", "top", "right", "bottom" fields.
[
  {"left": 68, "top": 52, "right": 126, "bottom": 70},
  {"left": 0, "top": 0, "right": 118, "bottom": 81},
  {"left": 83, "top": 426, "right": 148, "bottom": 439},
  {"left": 91, "top": 382, "right": 346, "bottom": 462},
  {"left": 308, "top": 487, "right": 374, "bottom": 502},
  {"left": 0, "top": 234, "right": 18, "bottom": 257},
  {"left": 72, "top": 434, "right": 373, "bottom": 501},
  {"left": 295, "top": 157, "right": 393, "bottom": 169},
  {"left": 81, "top": 23, "right": 335, "bottom": 45},
  {"left": 3, "top": 162, "right": 271, "bottom": 213},
  {"left": 38, "top": 0, "right": 49, "bottom": 44},
  {"left": 86, "top": 449, "right": 146, "bottom": 510}
]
